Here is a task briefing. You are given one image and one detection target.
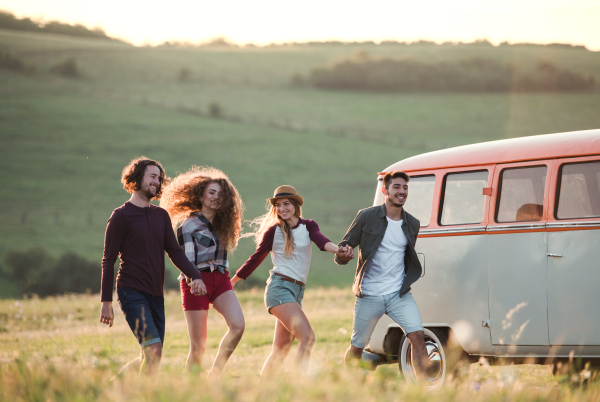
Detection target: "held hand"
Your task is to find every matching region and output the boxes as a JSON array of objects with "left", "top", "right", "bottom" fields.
[
  {"left": 337, "top": 246, "right": 355, "bottom": 261},
  {"left": 190, "top": 278, "right": 207, "bottom": 296},
  {"left": 100, "top": 302, "right": 114, "bottom": 327},
  {"left": 231, "top": 275, "right": 242, "bottom": 288}
]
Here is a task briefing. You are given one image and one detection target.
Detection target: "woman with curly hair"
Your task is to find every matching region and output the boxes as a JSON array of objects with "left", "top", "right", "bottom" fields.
[
  {"left": 231, "top": 185, "right": 352, "bottom": 375},
  {"left": 160, "top": 166, "right": 245, "bottom": 376}
]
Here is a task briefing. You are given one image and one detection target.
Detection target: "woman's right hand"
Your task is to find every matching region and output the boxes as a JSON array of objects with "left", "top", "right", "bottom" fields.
[{"left": 231, "top": 275, "right": 242, "bottom": 287}]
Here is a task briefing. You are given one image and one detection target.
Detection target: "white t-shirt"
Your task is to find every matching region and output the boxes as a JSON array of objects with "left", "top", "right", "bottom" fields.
[{"left": 361, "top": 218, "right": 408, "bottom": 296}]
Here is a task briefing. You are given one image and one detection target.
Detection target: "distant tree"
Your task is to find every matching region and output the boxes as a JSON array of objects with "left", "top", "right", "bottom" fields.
[
  {"left": 0, "top": 10, "right": 40, "bottom": 31},
  {"left": 308, "top": 56, "right": 595, "bottom": 93},
  {"left": 204, "top": 37, "right": 235, "bottom": 47},
  {"left": 0, "top": 9, "right": 116, "bottom": 40},
  {"left": 50, "top": 58, "right": 80, "bottom": 78}
]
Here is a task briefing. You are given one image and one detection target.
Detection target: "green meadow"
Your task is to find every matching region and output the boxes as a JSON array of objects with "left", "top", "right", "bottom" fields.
[
  {"left": 2, "top": 28, "right": 600, "bottom": 401},
  {"left": 2, "top": 290, "right": 596, "bottom": 402},
  {"left": 1, "top": 29, "right": 600, "bottom": 295}
]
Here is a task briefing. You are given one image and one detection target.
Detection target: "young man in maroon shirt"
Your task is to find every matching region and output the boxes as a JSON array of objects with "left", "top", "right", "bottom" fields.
[{"left": 100, "top": 157, "right": 206, "bottom": 375}]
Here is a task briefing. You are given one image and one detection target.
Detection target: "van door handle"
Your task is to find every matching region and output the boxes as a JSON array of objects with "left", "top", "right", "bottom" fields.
[{"left": 547, "top": 253, "right": 563, "bottom": 257}]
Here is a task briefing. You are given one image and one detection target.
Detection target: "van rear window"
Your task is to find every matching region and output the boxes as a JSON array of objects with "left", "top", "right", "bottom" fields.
[
  {"left": 440, "top": 171, "right": 488, "bottom": 225},
  {"left": 556, "top": 161, "right": 600, "bottom": 220},
  {"left": 404, "top": 175, "right": 435, "bottom": 227},
  {"left": 496, "top": 166, "right": 547, "bottom": 222}
]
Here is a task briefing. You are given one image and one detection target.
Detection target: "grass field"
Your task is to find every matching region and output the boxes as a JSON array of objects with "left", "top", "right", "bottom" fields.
[
  {"left": 1, "top": 30, "right": 600, "bottom": 295},
  {"left": 1, "top": 290, "right": 598, "bottom": 401}
]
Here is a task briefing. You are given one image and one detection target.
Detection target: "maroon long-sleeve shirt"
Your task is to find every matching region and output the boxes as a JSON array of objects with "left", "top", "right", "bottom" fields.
[{"left": 101, "top": 202, "right": 202, "bottom": 302}]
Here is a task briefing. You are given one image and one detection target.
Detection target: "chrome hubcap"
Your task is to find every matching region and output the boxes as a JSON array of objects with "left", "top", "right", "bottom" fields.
[{"left": 406, "top": 337, "right": 444, "bottom": 385}]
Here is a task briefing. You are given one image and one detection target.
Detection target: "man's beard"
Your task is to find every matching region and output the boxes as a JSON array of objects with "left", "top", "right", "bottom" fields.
[
  {"left": 388, "top": 196, "right": 405, "bottom": 208},
  {"left": 140, "top": 185, "right": 157, "bottom": 201}
]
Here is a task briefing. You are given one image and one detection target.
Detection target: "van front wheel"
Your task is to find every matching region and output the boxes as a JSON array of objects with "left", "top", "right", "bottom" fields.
[{"left": 399, "top": 327, "right": 447, "bottom": 388}]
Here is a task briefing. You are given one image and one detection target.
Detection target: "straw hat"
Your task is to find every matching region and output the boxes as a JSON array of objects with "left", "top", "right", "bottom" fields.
[{"left": 268, "top": 185, "right": 304, "bottom": 206}]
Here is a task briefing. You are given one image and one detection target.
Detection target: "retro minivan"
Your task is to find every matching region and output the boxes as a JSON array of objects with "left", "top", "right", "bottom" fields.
[{"left": 364, "top": 129, "right": 600, "bottom": 387}]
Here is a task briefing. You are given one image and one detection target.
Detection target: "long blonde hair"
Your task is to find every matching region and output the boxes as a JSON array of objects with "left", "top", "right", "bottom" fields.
[
  {"left": 247, "top": 198, "right": 302, "bottom": 258},
  {"left": 160, "top": 166, "right": 244, "bottom": 252}
]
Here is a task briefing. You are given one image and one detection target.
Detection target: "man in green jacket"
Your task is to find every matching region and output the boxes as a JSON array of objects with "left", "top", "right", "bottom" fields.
[{"left": 336, "top": 171, "right": 428, "bottom": 379}]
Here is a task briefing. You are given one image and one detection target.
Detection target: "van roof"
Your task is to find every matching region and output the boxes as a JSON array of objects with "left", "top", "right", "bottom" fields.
[{"left": 382, "top": 129, "right": 600, "bottom": 174}]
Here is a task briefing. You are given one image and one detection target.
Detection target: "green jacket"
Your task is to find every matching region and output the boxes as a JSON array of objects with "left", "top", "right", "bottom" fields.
[{"left": 335, "top": 203, "right": 422, "bottom": 298}]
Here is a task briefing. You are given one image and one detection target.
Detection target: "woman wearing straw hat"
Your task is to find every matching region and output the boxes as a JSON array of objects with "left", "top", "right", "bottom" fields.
[{"left": 231, "top": 185, "right": 352, "bottom": 375}]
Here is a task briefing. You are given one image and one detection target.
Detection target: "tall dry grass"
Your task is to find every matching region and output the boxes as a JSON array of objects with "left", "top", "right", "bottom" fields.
[{"left": 1, "top": 289, "right": 599, "bottom": 401}]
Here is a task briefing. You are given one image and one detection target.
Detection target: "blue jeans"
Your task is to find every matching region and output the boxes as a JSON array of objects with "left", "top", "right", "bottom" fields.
[
  {"left": 351, "top": 291, "right": 423, "bottom": 349},
  {"left": 116, "top": 287, "right": 165, "bottom": 347}
]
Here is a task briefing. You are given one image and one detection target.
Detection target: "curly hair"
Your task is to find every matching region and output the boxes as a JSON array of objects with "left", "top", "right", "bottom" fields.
[
  {"left": 246, "top": 198, "right": 303, "bottom": 258},
  {"left": 121, "top": 156, "right": 170, "bottom": 199},
  {"left": 160, "top": 166, "right": 244, "bottom": 252}
]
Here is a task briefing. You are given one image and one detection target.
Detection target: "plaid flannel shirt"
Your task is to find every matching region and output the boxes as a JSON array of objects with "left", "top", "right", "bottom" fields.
[{"left": 176, "top": 212, "right": 228, "bottom": 282}]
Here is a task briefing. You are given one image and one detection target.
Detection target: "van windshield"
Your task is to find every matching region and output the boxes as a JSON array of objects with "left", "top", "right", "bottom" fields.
[{"left": 403, "top": 175, "right": 436, "bottom": 226}]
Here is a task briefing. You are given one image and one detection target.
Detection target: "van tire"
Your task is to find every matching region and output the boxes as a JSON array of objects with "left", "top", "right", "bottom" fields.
[{"left": 399, "top": 327, "right": 447, "bottom": 388}]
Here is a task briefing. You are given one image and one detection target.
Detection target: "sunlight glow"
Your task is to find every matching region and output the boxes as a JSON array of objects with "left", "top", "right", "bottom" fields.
[{"left": 1, "top": 0, "right": 599, "bottom": 50}]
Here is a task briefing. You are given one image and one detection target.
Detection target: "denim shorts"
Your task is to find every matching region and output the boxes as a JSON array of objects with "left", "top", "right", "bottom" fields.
[
  {"left": 116, "top": 287, "right": 165, "bottom": 347},
  {"left": 351, "top": 291, "right": 423, "bottom": 349},
  {"left": 264, "top": 274, "right": 304, "bottom": 314}
]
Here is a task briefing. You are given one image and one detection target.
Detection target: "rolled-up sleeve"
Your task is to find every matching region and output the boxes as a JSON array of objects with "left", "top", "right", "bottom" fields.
[{"left": 335, "top": 210, "right": 364, "bottom": 265}]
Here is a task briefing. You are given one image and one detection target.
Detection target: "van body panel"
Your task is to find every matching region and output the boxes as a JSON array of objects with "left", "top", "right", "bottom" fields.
[
  {"left": 413, "top": 235, "right": 491, "bottom": 353},
  {"left": 547, "top": 228, "right": 600, "bottom": 345},
  {"left": 487, "top": 231, "right": 549, "bottom": 346}
]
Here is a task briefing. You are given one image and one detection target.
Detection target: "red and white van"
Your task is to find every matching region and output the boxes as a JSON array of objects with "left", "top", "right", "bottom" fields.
[{"left": 366, "top": 129, "right": 600, "bottom": 387}]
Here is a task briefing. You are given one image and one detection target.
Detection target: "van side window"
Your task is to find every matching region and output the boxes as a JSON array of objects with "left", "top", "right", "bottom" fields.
[
  {"left": 556, "top": 161, "right": 600, "bottom": 219},
  {"left": 496, "top": 166, "right": 547, "bottom": 222},
  {"left": 440, "top": 171, "right": 488, "bottom": 225},
  {"left": 404, "top": 175, "right": 435, "bottom": 227}
]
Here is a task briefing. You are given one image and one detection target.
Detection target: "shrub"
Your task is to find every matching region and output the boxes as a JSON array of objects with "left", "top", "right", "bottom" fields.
[
  {"left": 308, "top": 56, "right": 596, "bottom": 93},
  {"left": 0, "top": 49, "right": 34, "bottom": 73},
  {"left": 291, "top": 72, "right": 305, "bottom": 87},
  {"left": 4, "top": 248, "right": 100, "bottom": 297},
  {"left": 50, "top": 58, "right": 80, "bottom": 78},
  {"left": 178, "top": 67, "right": 192, "bottom": 82},
  {"left": 208, "top": 101, "right": 222, "bottom": 118}
]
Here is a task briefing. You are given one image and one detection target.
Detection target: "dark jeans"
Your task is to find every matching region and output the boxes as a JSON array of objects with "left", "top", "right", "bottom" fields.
[{"left": 116, "top": 287, "right": 165, "bottom": 347}]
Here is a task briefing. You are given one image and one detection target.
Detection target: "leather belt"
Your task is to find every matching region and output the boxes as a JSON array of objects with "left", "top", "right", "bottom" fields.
[{"left": 273, "top": 272, "right": 305, "bottom": 287}]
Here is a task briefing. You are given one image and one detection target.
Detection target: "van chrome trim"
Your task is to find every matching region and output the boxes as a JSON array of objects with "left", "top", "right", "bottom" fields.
[
  {"left": 420, "top": 226, "right": 486, "bottom": 235},
  {"left": 486, "top": 223, "right": 546, "bottom": 232},
  {"left": 546, "top": 221, "right": 600, "bottom": 229}
]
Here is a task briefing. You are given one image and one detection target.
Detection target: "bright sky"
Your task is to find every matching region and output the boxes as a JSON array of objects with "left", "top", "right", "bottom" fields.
[{"left": 2, "top": 0, "right": 600, "bottom": 50}]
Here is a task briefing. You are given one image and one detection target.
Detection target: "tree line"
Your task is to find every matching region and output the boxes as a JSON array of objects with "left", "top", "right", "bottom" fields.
[
  {"left": 0, "top": 10, "right": 114, "bottom": 40},
  {"left": 0, "top": 247, "right": 262, "bottom": 298},
  {"left": 306, "top": 54, "right": 596, "bottom": 92}
]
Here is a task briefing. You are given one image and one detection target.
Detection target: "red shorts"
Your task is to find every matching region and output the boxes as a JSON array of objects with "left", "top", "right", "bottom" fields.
[{"left": 180, "top": 270, "right": 233, "bottom": 311}]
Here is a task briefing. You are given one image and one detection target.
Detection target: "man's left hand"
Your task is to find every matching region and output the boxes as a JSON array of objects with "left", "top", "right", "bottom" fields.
[{"left": 337, "top": 246, "right": 355, "bottom": 261}]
